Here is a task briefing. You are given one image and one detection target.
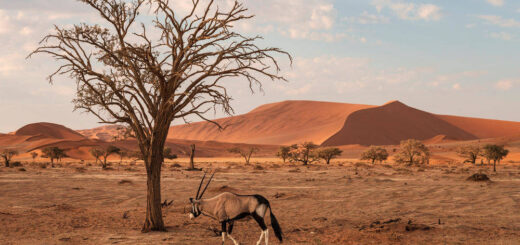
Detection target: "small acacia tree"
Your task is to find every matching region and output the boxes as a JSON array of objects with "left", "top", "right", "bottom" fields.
[
  {"left": 276, "top": 146, "right": 290, "bottom": 163},
  {"left": 31, "top": 152, "right": 38, "bottom": 161},
  {"left": 482, "top": 144, "right": 509, "bottom": 172},
  {"left": 101, "top": 145, "right": 121, "bottom": 169},
  {"left": 456, "top": 145, "right": 481, "bottom": 164},
  {"left": 317, "top": 147, "right": 342, "bottom": 164},
  {"left": 394, "top": 139, "right": 430, "bottom": 166},
  {"left": 360, "top": 146, "right": 389, "bottom": 164},
  {"left": 30, "top": 0, "right": 290, "bottom": 231},
  {"left": 89, "top": 148, "right": 103, "bottom": 164},
  {"left": 288, "top": 142, "right": 318, "bottom": 165},
  {"left": 228, "top": 147, "right": 258, "bottom": 164},
  {"left": 1, "top": 149, "right": 18, "bottom": 167},
  {"left": 42, "top": 147, "right": 67, "bottom": 167},
  {"left": 117, "top": 150, "right": 128, "bottom": 164}
]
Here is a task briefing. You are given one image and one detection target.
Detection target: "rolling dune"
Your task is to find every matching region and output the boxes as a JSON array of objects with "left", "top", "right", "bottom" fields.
[
  {"left": 322, "top": 101, "right": 477, "bottom": 146},
  {"left": 167, "top": 100, "right": 374, "bottom": 145}
]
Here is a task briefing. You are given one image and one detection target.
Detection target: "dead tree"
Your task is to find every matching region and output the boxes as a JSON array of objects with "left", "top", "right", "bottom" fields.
[
  {"left": 189, "top": 144, "right": 196, "bottom": 170},
  {"left": 228, "top": 147, "right": 258, "bottom": 164},
  {"left": 29, "top": 0, "right": 290, "bottom": 232}
]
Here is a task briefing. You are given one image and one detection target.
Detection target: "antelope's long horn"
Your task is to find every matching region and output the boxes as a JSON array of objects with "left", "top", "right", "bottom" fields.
[
  {"left": 195, "top": 171, "right": 207, "bottom": 199},
  {"left": 198, "top": 171, "right": 215, "bottom": 199}
]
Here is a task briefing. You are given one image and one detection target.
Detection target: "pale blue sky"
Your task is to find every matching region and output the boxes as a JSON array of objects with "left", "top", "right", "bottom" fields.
[{"left": 0, "top": 0, "right": 519, "bottom": 132}]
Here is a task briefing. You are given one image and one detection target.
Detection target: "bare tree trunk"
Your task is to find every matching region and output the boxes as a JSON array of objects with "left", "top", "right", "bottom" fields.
[
  {"left": 189, "top": 144, "right": 195, "bottom": 169},
  {"left": 3, "top": 156, "right": 8, "bottom": 167},
  {"left": 493, "top": 160, "right": 497, "bottom": 172},
  {"left": 142, "top": 156, "right": 165, "bottom": 232},
  {"left": 142, "top": 129, "right": 167, "bottom": 232},
  {"left": 103, "top": 156, "right": 108, "bottom": 169}
]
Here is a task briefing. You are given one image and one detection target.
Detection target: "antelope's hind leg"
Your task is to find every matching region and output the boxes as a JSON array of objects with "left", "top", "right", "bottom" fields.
[
  {"left": 221, "top": 222, "right": 226, "bottom": 245},
  {"left": 228, "top": 221, "right": 234, "bottom": 234},
  {"left": 252, "top": 213, "right": 268, "bottom": 245}
]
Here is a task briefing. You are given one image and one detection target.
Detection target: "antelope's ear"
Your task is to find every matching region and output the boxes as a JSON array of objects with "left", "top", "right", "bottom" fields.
[{"left": 189, "top": 197, "right": 193, "bottom": 203}]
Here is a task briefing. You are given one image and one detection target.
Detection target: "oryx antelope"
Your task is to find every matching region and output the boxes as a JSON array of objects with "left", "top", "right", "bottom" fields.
[{"left": 189, "top": 172, "right": 283, "bottom": 245}]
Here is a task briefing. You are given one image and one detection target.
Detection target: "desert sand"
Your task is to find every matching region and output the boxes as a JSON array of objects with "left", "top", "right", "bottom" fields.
[{"left": 1, "top": 159, "right": 520, "bottom": 244}]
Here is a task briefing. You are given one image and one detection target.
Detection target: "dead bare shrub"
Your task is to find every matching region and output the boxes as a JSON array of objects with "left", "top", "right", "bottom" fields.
[
  {"left": 467, "top": 173, "right": 490, "bottom": 181},
  {"left": 75, "top": 167, "right": 86, "bottom": 173},
  {"left": 119, "top": 179, "right": 133, "bottom": 185}
]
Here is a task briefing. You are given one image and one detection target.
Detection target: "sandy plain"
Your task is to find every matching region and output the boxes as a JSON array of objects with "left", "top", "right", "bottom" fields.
[{"left": 1, "top": 158, "right": 519, "bottom": 245}]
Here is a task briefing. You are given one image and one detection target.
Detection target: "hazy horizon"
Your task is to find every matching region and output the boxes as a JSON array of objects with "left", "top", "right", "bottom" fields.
[{"left": 1, "top": 0, "right": 519, "bottom": 132}]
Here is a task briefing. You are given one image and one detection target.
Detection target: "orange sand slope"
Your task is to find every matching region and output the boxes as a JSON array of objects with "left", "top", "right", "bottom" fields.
[
  {"left": 0, "top": 123, "right": 98, "bottom": 153},
  {"left": 77, "top": 125, "right": 122, "bottom": 142},
  {"left": 168, "top": 100, "right": 374, "bottom": 145},
  {"left": 167, "top": 100, "right": 520, "bottom": 146},
  {"left": 15, "top": 122, "right": 85, "bottom": 140},
  {"left": 438, "top": 115, "right": 520, "bottom": 139},
  {"left": 322, "top": 101, "right": 477, "bottom": 146}
]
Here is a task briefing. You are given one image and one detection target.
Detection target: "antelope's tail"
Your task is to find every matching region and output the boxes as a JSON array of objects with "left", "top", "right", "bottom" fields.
[{"left": 269, "top": 206, "right": 283, "bottom": 242}]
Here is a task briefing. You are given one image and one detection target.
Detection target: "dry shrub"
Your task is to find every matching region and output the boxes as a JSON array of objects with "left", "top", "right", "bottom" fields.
[
  {"left": 10, "top": 161, "right": 22, "bottom": 167},
  {"left": 254, "top": 165, "right": 264, "bottom": 170},
  {"left": 39, "top": 163, "right": 48, "bottom": 169},
  {"left": 18, "top": 168, "right": 26, "bottom": 172},
  {"left": 124, "top": 167, "right": 137, "bottom": 172},
  {"left": 75, "top": 167, "right": 86, "bottom": 173},
  {"left": 170, "top": 163, "right": 182, "bottom": 168},
  {"left": 467, "top": 173, "right": 490, "bottom": 182},
  {"left": 119, "top": 179, "right": 133, "bottom": 185},
  {"left": 288, "top": 168, "right": 300, "bottom": 173}
]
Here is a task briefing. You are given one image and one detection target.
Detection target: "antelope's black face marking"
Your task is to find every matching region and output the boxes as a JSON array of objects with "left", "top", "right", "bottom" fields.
[{"left": 189, "top": 197, "right": 201, "bottom": 219}]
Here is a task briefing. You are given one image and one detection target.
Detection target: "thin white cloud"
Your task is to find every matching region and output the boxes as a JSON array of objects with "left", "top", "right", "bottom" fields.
[
  {"left": 285, "top": 84, "right": 312, "bottom": 96},
  {"left": 240, "top": 0, "right": 345, "bottom": 42},
  {"left": 452, "top": 83, "right": 461, "bottom": 90},
  {"left": 478, "top": 15, "right": 520, "bottom": 27},
  {"left": 372, "top": 0, "right": 442, "bottom": 21},
  {"left": 345, "top": 11, "right": 389, "bottom": 24},
  {"left": 0, "top": 54, "right": 23, "bottom": 76},
  {"left": 486, "top": 0, "right": 504, "bottom": 7},
  {"left": 275, "top": 55, "right": 434, "bottom": 96},
  {"left": 490, "top": 32, "right": 513, "bottom": 40},
  {"left": 0, "top": 10, "right": 11, "bottom": 34},
  {"left": 495, "top": 80, "right": 513, "bottom": 90}
]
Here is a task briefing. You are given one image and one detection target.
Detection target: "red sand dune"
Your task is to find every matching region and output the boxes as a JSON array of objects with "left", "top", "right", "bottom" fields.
[
  {"left": 16, "top": 122, "right": 85, "bottom": 140},
  {"left": 168, "top": 100, "right": 374, "bottom": 145},
  {"left": 322, "top": 101, "right": 478, "bottom": 146},
  {"left": 438, "top": 115, "right": 520, "bottom": 139},
  {"left": 0, "top": 122, "right": 278, "bottom": 159},
  {"left": 3, "top": 100, "right": 520, "bottom": 160}
]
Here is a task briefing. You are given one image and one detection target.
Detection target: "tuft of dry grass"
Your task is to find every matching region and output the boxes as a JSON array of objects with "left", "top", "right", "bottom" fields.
[{"left": 118, "top": 179, "right": 133, "bottom": 185}]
